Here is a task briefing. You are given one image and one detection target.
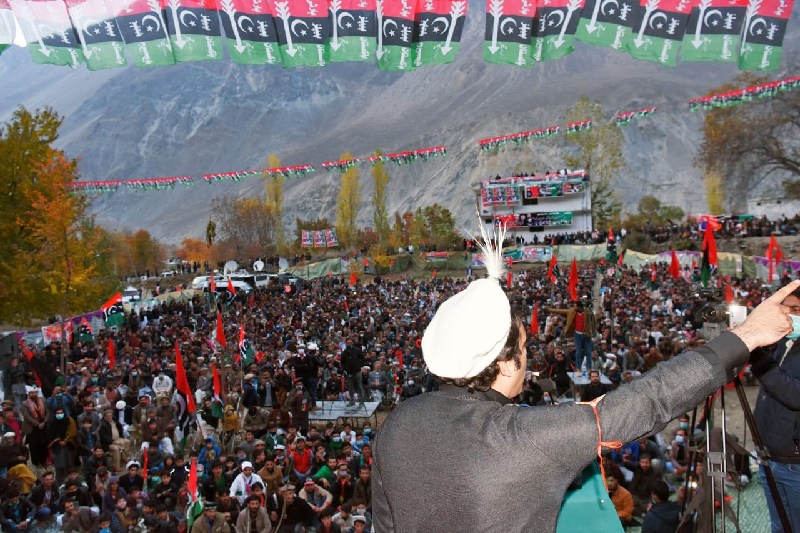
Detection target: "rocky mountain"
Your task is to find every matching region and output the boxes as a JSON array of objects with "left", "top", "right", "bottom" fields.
[{"left": 1, "top": 0, "right": 798, "bottom": 244}]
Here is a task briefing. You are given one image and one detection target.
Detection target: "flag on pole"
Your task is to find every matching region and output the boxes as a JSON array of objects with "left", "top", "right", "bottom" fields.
[
  {"left": 238, "top": 326, "right": 255, "bottom": 366},
  {"left": 703, "top": 223, "right": 718, "bottom": 267},
  {"left": 568, "top": 257, "right": 578, "bottom": 300},
  {"left": 175, "top": 341, "right": 196, "bottom": 413},
  {"left": 142, "top": 449, "right": 148, "bottom": 487},
  {"left": 211, "top": 363, "right": 224, "bottom": 419},
  {"left": 102, "top": 292, "right": 125, "bottom": 328},
  {"left": 107, "top": 337, "right": 116, "bottom": 371},
  {"left": 618, "top": 249, "right": 624, "bottom": 266},
  {"left": 432, "top": 269, "right": 437, "bottom": 280},
  {"left": 209, "top": 275, "right": 216, "bottom": 292},
  {"left": 531, "top": 301, "right": 539, "bottom": 335},
  {"left": 216, "top": 314, "right": 226, "bottom": 348},
  {"left": 506, "top": 271, "right": 512, "bottom": 289},
  {"left": 186, "top": 459, "right": 203, "bottom": 530},
  {"left": 350, "top": 271, "right": 357, "bottom": 287},
  {"left": 766, "top": 234, "right": 783, "bottom": 282},
  {"left": 669, "top": 251, "right": 680, "bottom": 279},
  {"left": 725, "top": 282, "right": 734, "bottom": 303},
  {"left": 227, "top": 277, "right": 236, "bottom": 296},
  {"left": 548, "top": 250, "right": 558, "bottom": 284},
  {"left": 651, "top": 263, "right": 657, "bottom": 283},
  {"left": 78, "top": 317, "right": 94, "bottom": 342}
]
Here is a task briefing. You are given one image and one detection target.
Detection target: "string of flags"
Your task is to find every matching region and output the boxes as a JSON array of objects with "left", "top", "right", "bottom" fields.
[
  {"left": 367, "top": 146, "right": 447, "bottom": 165},
  {"left": 615, "top": 107, "right": 657, "bottom": 127},
  {"left": 566, "top": 120, "right": 592, "bottom": 134},
  {"left": 68, "top": 176, "right": 194, "bottom": 193},
  {"left": 2, "top": 0, "right": 795, "bottom": 72},
  {"left": 478, "top": 126, "right": 561, "bottom": 152},
  {"left": 321, "top": 158, "right": 364, "bottom": 172},
  {"left": 688, "top": 75, "right": 800, "bottom": 111}
]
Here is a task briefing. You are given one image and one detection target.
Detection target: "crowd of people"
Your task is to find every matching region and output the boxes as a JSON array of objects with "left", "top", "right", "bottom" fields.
[{"left": 0, "top": 252, "right": 784, "bottom": 532}]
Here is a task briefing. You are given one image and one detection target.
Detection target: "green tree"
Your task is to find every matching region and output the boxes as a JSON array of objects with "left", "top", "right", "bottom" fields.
[
  {"left": 336, "top": 151, "right": 362, "bottom": 248},
  {"left": 564, "top": 96, "right": 625, "bottom": 230},
  {"left": 212, "top": 196, "right": 278, "bottom": 257},
  {"left": 372, "top": 150, "right": 390, "bottom": 244},
  {"left": 411, "top": 207, "right": 428, "bottom": 245},
  {"left": 625, "top": 195, "right": 684, "bottom": 226},
  {"left": 206, "top": 219, "right": 216, "bottom": 247},
  {"left": 264, "top": 153, "right": 285, "bottom": 251},
  {"left": 422, "top": 204, "right": 460, "bottom": 248}
]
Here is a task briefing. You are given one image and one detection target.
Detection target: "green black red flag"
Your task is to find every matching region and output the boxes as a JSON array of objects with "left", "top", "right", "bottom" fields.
[
  {"left": 533, "top": 0, "right": 586, "bottom": 62},
  {"left": 484, "top": 0, "right": 536, "bottom": 67},
  {"left": 413, "top": 0, "right": 466, "bottom": 67},
  {"left": 738, "top": 0, "right": 795, "bottom": 71},
  {"left": 626, "top": 0, "right": 693, "bottom": 66},
  {"left": 681, "top": 0, "right": 747, "bottom": 62}
]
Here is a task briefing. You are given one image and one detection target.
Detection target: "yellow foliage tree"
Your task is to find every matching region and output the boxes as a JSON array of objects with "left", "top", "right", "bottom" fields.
[
  {"left": 705, "top": 171, "right": 725, "bottom": 215},
  {"left": 372, "top": 150, "right": 390, "bottom": 244},
  {"left": 336, "top": 151, "right": 362, "bottom": 248},
  {"left": 265, "top": 154, "right": 285, "bottom": 251}
]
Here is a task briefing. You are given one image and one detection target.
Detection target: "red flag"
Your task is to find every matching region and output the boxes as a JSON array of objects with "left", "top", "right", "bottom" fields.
[
  {"left": 725, "top": 283, "right": 734, "bottom": 303},
  {"left": 20, "top": 343, "right": 43, "bottom": 388},
  {"left": 692, "top": 260, "right": 697, "bottom": 270},
  {"left": 237, "top": 326, "right": 245, "bottom": 364},
  {"left": 767, "top": 234, "right": 783, "bottom": 282},
  {"left": 209, "top": 275, "right": 216, "bottom": 293},
  {"left": 213, "top": 362, "right": 222, "bottom": 401},
  {"left": 432, "top": 270, "right": 437, "bottom": 280},
  {"left": 344, "top": 299, "right": 349, "bottom": 312},
  {"left": 350, "top": 271, "right": 357, "bottom": 287},
  {"left": 398, "top": 352, "right": 403, "bottom": 368},
  {"left": 548, "top": 251, "right": 558, "bottom": 284},
  {"left": 142, "top": 448, "right": 148, "bottom": 486},
  {"left": 669, "top": 251, "right": 680, "bottom": 280},
  {"left": 329, "top": 270, "right": 333, "bottom": 278},
  {"left": 608, "top": 228, "right": 613, "bottom": 241},
  {"left": 507, "top": 271, "right": 512, "bottom": 289},
  {"left": 175, "top": 341, "right": 196, "bottom": 413},
  {"left": 107, "top": 337, "right": 116, "bottom": 371},
  {"left": 390, "top": 259, "right": 395, "bottom": 268},
  {"left": 248, "top": 294, "right": 255, "bottom": 308},
  {"left": 227, "top": 277, "right": 236, "bottom": 295},
  {"left": 364, "top": 257, "right": 368, "bottom": 267},
  {"left": 703, "top": 224, "right": 718, "bottom": 267},
  {"left": 568, "top": 258, "right": 578, "bottom": 300},
  {"left": 651, "top": 263, "right": 657, "bottom": 283},
  {"left": 531, "top": 302, "right": 539, "bottom": 334},
  {"left": 618, "top": 250, "right": 624, "bottom": 266},
  {"left": 216, "top": 314, "right": 226, "bottom": 348},
  {"left": 188, "top": 459, "right": 198, "bottom": 501}
]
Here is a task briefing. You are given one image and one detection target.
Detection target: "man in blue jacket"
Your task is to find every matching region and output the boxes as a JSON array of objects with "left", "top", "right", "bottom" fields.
[{"left": 751, "top": 284, "right": 800, "bottom": 533}]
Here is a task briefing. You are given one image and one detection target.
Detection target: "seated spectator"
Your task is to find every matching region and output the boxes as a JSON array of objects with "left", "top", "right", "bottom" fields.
[
  {"left": 607, "top": 474, "right": 636, "bottom": 528},
  {"left": 235, "top": 495, "right": 271, "bottom": 533},
  {"left": 641, "top": 480, "right": 681, "bottom": 533},
  {"left": 628, "top": 454, "right": 662, "bottom": 515}
]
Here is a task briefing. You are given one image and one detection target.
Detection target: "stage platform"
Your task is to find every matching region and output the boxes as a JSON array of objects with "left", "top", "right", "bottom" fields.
[{"left": 309, "top": 400, "right": 381, "bottom": 426}]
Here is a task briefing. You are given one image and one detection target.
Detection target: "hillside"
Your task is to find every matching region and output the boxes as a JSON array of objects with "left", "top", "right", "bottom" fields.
[{"left": 1, "top": 0, "right": 798, "bottom": 244}]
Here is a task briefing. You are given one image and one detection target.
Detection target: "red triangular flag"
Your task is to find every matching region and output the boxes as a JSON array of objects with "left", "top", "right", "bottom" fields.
[
  {"left": 651, "top": 263, "right": 657, "bottom": 283},
  {"left": 703, "top": 223, "right": 718, "bottom": 267},
  {"left": 432, "top": 270, "right": 437, "bottom": 280},
  {"left": 725, "top": 283, "right": 734, "bottom": 303},
  {"left": 329, "top": 270, "right": 333, "bottom": 278},
  {"left": 227, "top": 277, "right": 236, "bottom": 295},
  {"left": 175, "top": 341, "right": 196, "bottom": 413},
  {"left": 213, "top": 362, "right": 223, "bottom": 402},
  {"left": 21, "top": 342, "right": 43, "bottom": 388},
  {"left": 608, "top": 228, "right": 613, "bottom": 241},
  {"left": 548, "top": 251, "right": 558, "bottom": 284},
  {"left": 692, "top": 260, "right": 697, "bottom": 270},
  {"left": 107, "top": 337, "right": 116, "bottom": 371},
  {"left": 216, "top": 314, "right": 226, "bottom": 348},
  {"left": 767, "top": 234, "right": 783, "bottom": 282},
  {"left": 507, "top": 271, "right": 512, "bottom": 289},
  {"left": 568, "top": 258, "right": 578, "bottom": 300},
  {"left": 531, "top": 302, "right": 539, "bottom": 334},
  {"left": 350, "top": 271, "right": 357, "bottom": 287},
  {"left": 209, "top": 275, "right": 216, "bottom": 293},
  {"left": 618, "top": 250, "right": 624, "bottom": 266},
  {"left": 364, "top": 257, "right": 368, "bottom": 268},
  {"left": 669, "top": 251, "right": 680, "bottom": 280}
]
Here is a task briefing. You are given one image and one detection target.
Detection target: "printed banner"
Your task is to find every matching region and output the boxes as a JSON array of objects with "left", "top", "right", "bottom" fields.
[
  {"left": 301, "top": 230, "right": 313, "bottom": 247},
  {"left": 314, "top": 230, "right": 326, "bottom": 247},
  {"left": 324, "top": 228, "right": 339, "bottom": 247}
]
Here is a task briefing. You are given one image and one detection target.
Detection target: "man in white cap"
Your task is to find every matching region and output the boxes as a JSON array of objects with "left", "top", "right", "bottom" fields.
[
  {"left": 228, "top": 461, "right": 264, "bottom": 505},
  {"left": 371, "top": 225, "right": 800, "bottom": 533}
]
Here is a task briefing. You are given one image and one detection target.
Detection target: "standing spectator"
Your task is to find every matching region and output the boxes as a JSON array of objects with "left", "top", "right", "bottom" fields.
[
  {"left": 20, "top": 388, "right": 49, "bottom": 467},
  {"left": 46, "top": 407, "right": 76, "bottom": 482},
  {"left": 341, "top": 338, "right": 365, "bottom": 407}
]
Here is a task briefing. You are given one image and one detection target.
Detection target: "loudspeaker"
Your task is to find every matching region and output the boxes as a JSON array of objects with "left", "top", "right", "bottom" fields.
[{"left": 0, "top": 333, "right": 20, "bottom": 371}]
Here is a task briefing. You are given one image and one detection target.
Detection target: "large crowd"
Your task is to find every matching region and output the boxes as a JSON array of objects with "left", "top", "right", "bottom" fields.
[{"left": 0, "top": 255, "right": 779, "bottom": 533}]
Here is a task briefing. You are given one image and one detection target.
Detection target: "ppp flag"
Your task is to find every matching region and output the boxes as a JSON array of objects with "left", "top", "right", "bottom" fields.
[
  {"left": 575, "top": 0, "right": 638, "bottom": 50},
  {"left": 412, "top": 0, "right": 466, "bottom": 67},
  {"left": 376, "top": 0, "right": 417, "bottom": 70},
  {"left": 10, "top": 0, "right": 84, "bottom": 67},
  {"left": 102, "top": 292, "right": 125, "bottom": 328},
  {"left": 626, "top": 0, "right": 693, "bottom": 66},
  {"left": 328, "top": 0, "right": 377, "bottom": 62},
  {"left": 738, "top": 0, "right": 795, "bottom": 71},
  {"left": 0, "top": 0, "right": 16, "bottom": 56},
  {"left": 681, "top": 0, "right": 746, "bottom": 62},
  {"left": 113, "top": 0, "right": 176, "bottom": 66},
  {"left": 532, "top": 0, "right": 586, "bottom": 62},
  {"left": 163, "top": 0, "right": 224, "bottom": 62},
  {"left": 484, "top": 0, "right": 536, "bottom": 67},
  {"left": 65, "top": 0, "right": 127, "bottom": 70},
  {"left": 218, "top": 0, "right": 281, "bottom": 64},
  {"left": 273, "top": 0, "right": 332, "bottom": 67},
  {"left": 78, "top": 317, "right": 94, "bottom": 342}
]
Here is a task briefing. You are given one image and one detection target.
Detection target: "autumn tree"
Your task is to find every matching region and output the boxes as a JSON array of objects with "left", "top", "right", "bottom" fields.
[
  {"left": 705, "top": 171, "right": 724, "bottom": 215},
  {"left": 7, "top": 153, "right": 116, "bottom": 325},
  {"left": 564, "top": 96, "right": 624, "bottom": 230},
  {"left": 410, "top": 207, "right": 429, "bottom": 245},
  {"left": 372, "top": 150, "right": 390, "bottom": 244},
  {"left": 625, "top": 195, "right": 685, "bottom": 226},
  {"left": 422, "top": 204, "right": 460, "bottom": 248},
  {"left": 128, "top": 229, "right": 165, "bottom": 275},
  {"left": 336, "top": 151, "right": 362, "bottom": 248},
  {"left": 390, "top": 211, "right": 413, "bottom": 248},
  {"left": 176, "top": 238, "right": 212, "bottom": 263},
  {"left": 264, "top": 153, "right": 285, "bottom": 250},
  {"left": 212, "top": 195, "right": 279, "bottom": 258},
  {"left": 0, "top": 107, "right": 117, "bottom": 324},
  {"left": 695, "top": 73, "right": 800, "bottom": 204}
]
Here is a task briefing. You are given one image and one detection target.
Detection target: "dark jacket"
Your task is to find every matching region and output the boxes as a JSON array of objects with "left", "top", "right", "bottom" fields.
[
  {"left": 372, "top": 332, "right": 749, "bottom": 533},
  {"left": 341, "top": 346, "right": 365, "bottom": 374},
  {"left": 98, "top": 419, "right": 125, "bottom": 451},
  {"left": 752, "top": 340, "right": 800, "bottom": 463},
  {"left": 641, "top": 501, "right": 682, "bottom": 533}
]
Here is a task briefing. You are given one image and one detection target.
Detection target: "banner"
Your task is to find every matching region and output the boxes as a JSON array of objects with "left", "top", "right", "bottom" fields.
[
  {"left": 324, "top": 228, "right": 339, "bottom": 247},
  {"left": 495, "top": 211, "right": 573, "bottom": 227},
  {"left": 65, "top": 0, "right": 127, "bottom": 70},
  {"left": 301, "top": 230, "right": 313, "bottom": 247},
  {"left": 163, "top": 0, "right": 224, "bottom": 62},
  {"left": 42, "top": 320, "right": 73, "bottom": 346},
  {"left": 218, "top": 0, "right": 280, "bottom": 65},
  {"left": 10, "top": 0, "right": 84, "bottom": 67},
  {"left": 314, "top": 230, "right": 326, "bottom": 247},
  {"left": 425, "top": 251, "right": 449, "bottom": 262}
]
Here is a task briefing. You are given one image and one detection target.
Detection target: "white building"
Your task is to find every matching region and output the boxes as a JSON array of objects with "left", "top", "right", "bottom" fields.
[
  {"left": 746, "top": 196, "right": 800, "bottom": 221},
  {"left": 476, "top": 170, "right": 592, "bottom": 242}
]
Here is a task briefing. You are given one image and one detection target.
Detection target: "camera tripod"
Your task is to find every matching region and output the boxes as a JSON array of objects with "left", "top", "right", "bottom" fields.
[{"left": 677, "top": 376, "right": 792, "bottom": 533}]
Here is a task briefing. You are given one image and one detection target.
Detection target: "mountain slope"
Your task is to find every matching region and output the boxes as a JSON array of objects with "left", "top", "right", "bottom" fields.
[{"left": 0, "top": 0, "right": 797, "bottom": 243}]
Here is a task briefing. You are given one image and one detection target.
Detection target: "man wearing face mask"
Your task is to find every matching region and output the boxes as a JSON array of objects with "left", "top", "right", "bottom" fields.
[
  {"left": 371, "top": 226, "right": 800, "bottom": 533},
  {"left": 749, "top": 284, "right": 800, "bottom": 533}
]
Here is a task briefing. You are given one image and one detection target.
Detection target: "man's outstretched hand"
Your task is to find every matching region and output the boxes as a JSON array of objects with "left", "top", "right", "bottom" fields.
[{"left": 733, "top": 280, "right": 800, "bottom": 352}]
